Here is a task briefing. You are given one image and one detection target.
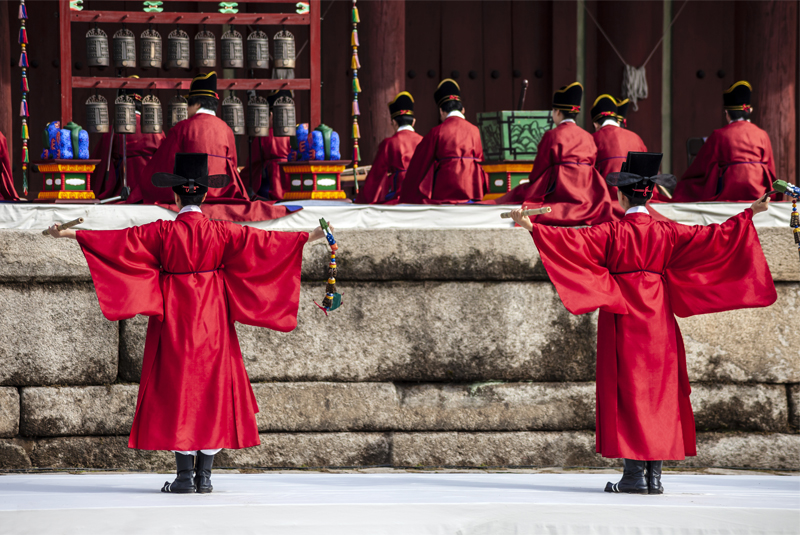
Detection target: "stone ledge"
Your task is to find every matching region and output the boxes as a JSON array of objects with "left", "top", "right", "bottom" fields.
[
  {"left": 2, "top": 227, "right": 795, "bottom": 282},
  {"left": 0, "top": 388, "right": 20, "bottom": 438},
  {"left": 691, "top": 384, "right": 789, "bottom": 432},
  {"left": 0, "top": 283, "right": 118, "bottom": 387},
  {"left": 0, "top": 438, "right": 31, "bottom": 469},
  {"left": 29, "top": 436, "right": 172, "bottom": 471},
  {"left": 789, "top": 385, "right": 799, "bottom": 429}
]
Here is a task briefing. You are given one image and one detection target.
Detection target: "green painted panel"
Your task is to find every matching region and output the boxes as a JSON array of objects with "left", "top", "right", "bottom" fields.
[
  {"left": 315, "top": 173, "right": 338, "bottom": 191},
  {"left": 477, "top": 111, "right": 554, "bottom": 162}
]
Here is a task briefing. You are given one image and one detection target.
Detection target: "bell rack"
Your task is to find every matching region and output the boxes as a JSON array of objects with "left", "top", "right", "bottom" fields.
[{"left": 58, "top": 0, "right": 322, "bottom": 126}]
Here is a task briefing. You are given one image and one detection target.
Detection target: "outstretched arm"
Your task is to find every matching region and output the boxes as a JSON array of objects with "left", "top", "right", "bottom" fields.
[{"left": 46, "top": 225, "right": 77, "bottom": 240}]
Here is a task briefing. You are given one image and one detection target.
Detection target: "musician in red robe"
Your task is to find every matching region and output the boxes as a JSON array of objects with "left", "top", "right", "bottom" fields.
[
  {"left": 488, "top": 82, "right": 615, "bottom": 226},
  {"left": 671, "top": 81, "right": 776, "bottom": 202},
  {"left": 48, "top": 153, "right": 326, "bottom": 494},
  {"left": 355, "top": 91, "right": 423, "bottom": 204},
  {"left": 91, "top": 85, "right": 165, "bottom": 200},
  {"left": 241, "top": 90, "right": 293, "bottom": 201},
  {"left": 397, "top": 79, "right": 486, "bottom": 203},
  {"left": 0, "top": 130, "right": 20, "bottom": 201},
  {"left": 510, "top": 152, "right": 776, "bottom": 494}
]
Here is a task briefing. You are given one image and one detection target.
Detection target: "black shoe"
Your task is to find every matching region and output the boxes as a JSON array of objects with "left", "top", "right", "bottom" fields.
[
  {"left": 604, "top": 459, "right": 649, "bottom": 494},
  {"left": 646, "top": 461, "right": 664, "bottom": 494},
  {"left": 195, "top": 452, "right": 215, "bottom": 494},
  {"left": 161, "top": 453, "right": 196, "bottom": 493}
]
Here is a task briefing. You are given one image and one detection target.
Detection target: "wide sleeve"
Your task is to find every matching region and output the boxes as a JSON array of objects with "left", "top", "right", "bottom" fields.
[
  {"left": 530, "top": 223, "right": 628, "bottom": 315},
  {"left": 398, "top": 133, "right": 436, "bottom": 203},
  {"left": 666, "top": 209, "right": 777, "bottom": 317},
  {"left": 0, "top": 134, "right": 19, "bottom": 201},
  {"left": 76, "top": 223, "right": 164, "bottom": 321},
  {"left": 355, "top": 138, "right": 390, "bottom": 204},
  {"left": 221, "top": 225, "right": 309, "bottom": 331}
]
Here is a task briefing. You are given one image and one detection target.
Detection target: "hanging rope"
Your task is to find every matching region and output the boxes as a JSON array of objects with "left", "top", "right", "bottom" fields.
[{"left": 582, "top": 0, "right": 689, "bottom": 112}]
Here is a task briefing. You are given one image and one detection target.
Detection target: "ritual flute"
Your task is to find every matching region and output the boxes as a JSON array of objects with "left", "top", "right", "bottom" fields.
[
  {"left": 42, "top": 217, "right": 84, "bottom": 236},
  {"left": 500, "top": 207, "right": 552, "bottom": 219}
]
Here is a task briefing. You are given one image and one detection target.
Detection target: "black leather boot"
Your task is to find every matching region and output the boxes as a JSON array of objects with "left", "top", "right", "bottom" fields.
[
  {"left": 161, "top": 453, "right": 196, "bottom": 493},
  {"left": 604, "top": 459, "right": 649, "bottom": 494},
  {"left": 646, "top": 461, "right": 664, "bottom": 494},
  {"left": 195, "top": 452, "right": 215, "bottom": 494}
]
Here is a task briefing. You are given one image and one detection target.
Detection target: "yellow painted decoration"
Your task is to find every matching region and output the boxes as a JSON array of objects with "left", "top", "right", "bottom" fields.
[
  {"left": 282, "top": 164, "right": 348, "bottom": 173},
  {"left": 38, "top": 163, "right": 96, "bottom": 173},
  {"left": 37, "top": 191, "right": 96, "bottom": 200},
  {"left": 481, "top": 163, "right": 534, "bottom": 173},
  {"left": 283, "top": 190, "right": 347, "bottom": 200},
  {"left": 481, "top": 192, "right": 505, "bottom": 201}
]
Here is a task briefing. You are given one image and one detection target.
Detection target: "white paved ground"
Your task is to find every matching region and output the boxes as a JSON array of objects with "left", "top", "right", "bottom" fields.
[{"left": 0, "top": 472, "right": 797, "bottom": 535}]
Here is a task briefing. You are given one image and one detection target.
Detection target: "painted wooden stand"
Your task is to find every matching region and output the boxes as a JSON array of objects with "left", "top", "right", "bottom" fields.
[
  {"left": 479, "top": 161, "right": 533, "bottom": 200},
  {"left": 280, "top": 160, "right": 351, "bottom": 200},
  {"left": 34, "top": 159, "right": 100, "bottom": 202}
]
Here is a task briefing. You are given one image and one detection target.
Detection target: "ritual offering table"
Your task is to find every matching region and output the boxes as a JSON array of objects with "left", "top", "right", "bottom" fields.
[
  {"left": 479, "top": 161, "right": 534, "bottom": 200},
  {"left": 34, "top": 159, "right": 100, "bottom": 202},
  {"left": 280, "top": 160, "right": 351, "bottom": 200}
]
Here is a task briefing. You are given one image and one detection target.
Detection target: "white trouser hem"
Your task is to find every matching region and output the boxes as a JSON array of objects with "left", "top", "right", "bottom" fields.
[{"left": 173, "top": 449, "right": 222, "bottom": 455}]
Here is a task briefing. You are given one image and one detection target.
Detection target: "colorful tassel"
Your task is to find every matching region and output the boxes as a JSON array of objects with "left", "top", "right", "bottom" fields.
[
  {"left": 352, "top": 100, "right": 360, "bottom": 116},
  {"left": 351, "top": 30, "right": 359, "bottom": 47},
  {"left": 353, "top": 77, "right": 361, "bottom": 93},
  {"left": 21, "top": 145, "right": 28, "bottom": 163},
  {"left": 20, "top": 100, "right": 28, "bottom": 117},
  {"left": 352, "top": 122, "right": 360, "bottom": 139},
  {"left": 353, "top": 145, "right": 361, "bottom": 162},
  {"left": 22, "top": 168, "right": 27, "bottom": 196},
  {"left": 351, "top": 53, "right": 361, "bottom": 70},
  {"left": 351, "top": 7, "right": 360, "bottom": 23},
  {"left": 21, "top": 123, "right": 28, "bottom": 140},
  {"left": 20, "top": 76, "right": 28, "bottom": 93},
  {"left": 19, "top": 52, "right": 28, "bottom": 67},
  {"left": 18, "top": 27, "right": 27, "bottom": 44},
  {"left": 19, "top": 4, "right": 27, "bottom": 19}
]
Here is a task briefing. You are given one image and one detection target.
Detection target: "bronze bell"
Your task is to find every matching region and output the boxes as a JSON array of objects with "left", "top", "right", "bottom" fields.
[
  {"left": 273, "top": 30, "right": 296, "bottom": 69},
  {"left": 113, "top": 28, "right": 136, "bottom": 68},
  {"left": 221, "top": 29, "right": 243, "bottom": 69},
  {"left": 246, "top": 96, "right": 269, "bottom": 137},
  {"left": 85, "top": 27, "right": 109, "bottom": 68},
  {"left": 195, "top": 29, "right": 216, "bottom": 68},
  {"left": 167, "top": 95, "right": 188, "bottom": 128},
  {"left": 114, "top": 95, "right": 136, "bottom": 134},
  {"left": 271, "top": 95, "right": 296, "bottom": 137},
  {"left": 140, "top": 28, "right": 162, "bottom": 69},
  {"left": 85, "top": 94, "right": 110, "bottom": 134},
  {"left": 246, "top": 30, "right": 269, "bottom": 70},
  {"left": 167, "top": 28, "right": 190, "bottom": 69},
  {"left": 141, "top": 95, "right": 163, "bottom": 134},
  {"left": 222, "top": 95, "right": 245, "bottom": 136}
]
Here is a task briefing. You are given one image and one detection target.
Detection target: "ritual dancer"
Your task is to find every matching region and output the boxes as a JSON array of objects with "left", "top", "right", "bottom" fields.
[
  {"left": 509, "top": 152, "right": 776, "bottom": 494},
  {"left": 47, "top": 153, "right": 327, "bottom": 494},
  {"left": 671, "top": 81, "right": 776, "bottom": 202},
  {"left": 132, "top": 72, "right": 249, "bottom": 205},
  {"left": 485, "top": 82, "right": 615, "bottom": 226},
  {"left": 91, "top": 80, "right": 166, "bottom": 200},
  {"left": 355, "top": 91, "right": 422, "bottom": 204},
  {"left": 243, "top": 89, "right": 293, "bottom": 201},
  {"left": 397, "top": 79, "right": 486, "bottom": 203},
  {"left": 0, "top": 129, "right": 20, "bottom": 201}
]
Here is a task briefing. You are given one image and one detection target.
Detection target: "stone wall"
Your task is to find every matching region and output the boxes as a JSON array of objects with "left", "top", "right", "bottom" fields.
[{"left": 0, "top": 228, "right": 798, "bottom": 470}]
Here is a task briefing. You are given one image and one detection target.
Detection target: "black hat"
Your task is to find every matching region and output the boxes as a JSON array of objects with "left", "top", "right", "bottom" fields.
[
  {"left": 591, "top": 94, "right": 618, "bottom": 123},
  {"left": 434, "top": 79, "right": 461, "bottom": 108},
  {"left": 723, "top": 81, "right": 752, "bottom": 112},
  {"left": 151, "top": 153, "right": 230, "bottom": 196},
  {"left": 188, "top": 72, "right": 219, "bottom": 100},
  {"left": 552, "top": 82, "right": 583, "bottom": 112},
  {"left": 117, "top": 75, "right": 143, "bottom": 101},
  {"left": 615, "top": 98, "right": 629, "bottom": 126},
  {"left": 266, "top": 89, "right": 294, "bottom": 107},
  {"left": 607, "top": 152, "right": 676, "bottom": 200},
  {"left": 388, "top": 91, "right": 415, "bottom": 119}
]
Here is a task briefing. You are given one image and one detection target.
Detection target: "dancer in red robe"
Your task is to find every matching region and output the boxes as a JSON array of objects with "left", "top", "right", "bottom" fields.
[
  {"left": 0, "top": 130, "right": 20, "bottom": 201},
  {"left": 240, "top": 90, "right": 293, "bottom": 201},
  {"left": 510, "top": 152, "right": 776, "bottom": 494},
  {"left": 487, "top": 83, "right": 615, "bottom": 226},
  {"left": 356, "top": 91, "right": 423, "bottom": 204},
  {"left": 48, "top": 153, "right": 326, "bottom": 494},
  {"left": 91, "top": 86, "right": 165, "bottom": 200},
  {"left": 671, "top": 81, "right": 776, "bottom": 203},
  {"left": 397, "top": 79, "right": 486, "bottom": 203}
]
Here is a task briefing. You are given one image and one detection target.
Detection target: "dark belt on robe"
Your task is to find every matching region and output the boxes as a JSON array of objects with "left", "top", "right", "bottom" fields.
[
  {"left": 432, "top": 156, "right": 480, "bottom": 192},
  {"left": 610, "top": 270, "right": 665, "bottom": 277},
  {"left": 207, "top": 154, "right": 233, "bottom": 161},
  {"left": 162, "top": 267, "right": 222, "bottom": 275}
]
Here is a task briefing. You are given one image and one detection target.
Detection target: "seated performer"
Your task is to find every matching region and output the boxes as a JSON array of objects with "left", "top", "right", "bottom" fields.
[
  {"left": 355, "top": 91, "right": 422, "bottom": 204},
  {"left": 243, "top": 89, "right": 293, "bottom": 201},
  {"left": 91, "top": 81, "right": 166, "bottom": 200},
  {"left": 397, "top": 79, "right": 486, "bottom": 203},
  {"left": 132, "top": 72, "right": 251, "bottom": 205},
  {"left": 591, "top": 94, "right": 646, "bottom": 180},
  {"left": 47, "top": 153, "right": 327, "bottom": 494},
  {"left": 671, "top": 81, "right": 776, "bottom": 202},
  {"left": 510, "top": 152, "right": 776, "bottom": 494},
  {"left": 0, "top": 129, "right": 20, "bottom": 201},
  {"left": 488, "top": 82, "right": 615, "bottom": 226}
]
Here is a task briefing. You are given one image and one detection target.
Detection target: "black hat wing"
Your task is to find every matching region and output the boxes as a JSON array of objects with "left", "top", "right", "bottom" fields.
[{"left": 151, "top": 173, "right": 189, "bottom": 188}]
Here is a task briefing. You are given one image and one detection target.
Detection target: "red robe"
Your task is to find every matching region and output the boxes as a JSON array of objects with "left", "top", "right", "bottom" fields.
[
  {"left": 91, "top": 114, "right": 165, "bottom": 199},
  {"left": 397, "top": 116, "right": 487, "bottom": 204},
  {"left": 240, "top": 129, "right": 292, "bottom": 201},
  {"left": 671, "top": 121, "right": 776, "bottom": 203},
  {"left": 530, "top": 209, "right": 776, "bottom": 460},
  {"left": 487, "top": 122, "right": 615, "bottom": 226},
  {"left": 0, "top": 131, "right": 20, "bottom": 201},
  {"left": 77, "top": 211, "right": 308, "bottom": 451},
  {"left": 355, "top": 129, "right": 423, "bottom": 204}
]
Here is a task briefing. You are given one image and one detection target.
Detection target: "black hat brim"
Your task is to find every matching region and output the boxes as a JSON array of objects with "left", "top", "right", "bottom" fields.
[{"left": 152, "top": 173, "right": 231, "bottom": 189}]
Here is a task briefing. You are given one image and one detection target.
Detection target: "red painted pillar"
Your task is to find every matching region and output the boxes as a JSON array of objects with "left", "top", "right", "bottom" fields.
[
  {"left": 0, "top": 4, "right": 13, "bottom": 171},
  {"left": 355, "top": 0, "right": 405, "bottom": 165},
  {"left": 736, "top": 1, "right": 798, "bottom": 184}
]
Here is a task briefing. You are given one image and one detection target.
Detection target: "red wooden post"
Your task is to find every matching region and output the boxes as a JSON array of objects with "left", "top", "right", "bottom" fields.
[
  {"left": 309, "top": 0, "right": 322, "bottom": 128},
  {"left": 59, "top": 0, "right": 72, "bottom": 125}
]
